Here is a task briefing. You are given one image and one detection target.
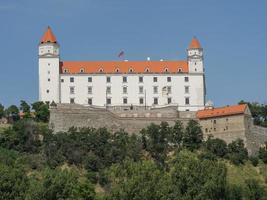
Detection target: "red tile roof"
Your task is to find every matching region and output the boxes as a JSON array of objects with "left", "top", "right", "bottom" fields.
[
  {"left": 189, "top": 37, "right": 201, "bottom": 49},
  {"left": 60, "top": 60, "right": 188, "bottom": 74},
  {"left": 196, "top": 104, "right": 247, "bottom": 119},
  {"left": 40, "top": 26, "right": 57, "bottom": 43}
]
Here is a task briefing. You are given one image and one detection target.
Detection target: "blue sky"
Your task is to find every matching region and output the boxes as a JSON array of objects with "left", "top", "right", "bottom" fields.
[{"left": 0, "top": 0, "right": 266, "bottom": 107}]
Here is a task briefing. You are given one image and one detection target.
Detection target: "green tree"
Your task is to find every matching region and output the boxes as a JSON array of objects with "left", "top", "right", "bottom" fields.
[
  {"left": 169, "top": 120, "right": 184, "bottom": 149},
  {"left": 258, "top": 142, "right": 267, "bottom": 164},
  {"left": 171, "top": 150, "right": 227, "bottom": 200},
  {"left": 206, "top": 136, "right": 228, "bottom": 157},
  {"left": 182, "top": 120, "right": 203, "bottom": 151},
  {"left": 227, "top": 139, "right": 248, "bottom": 165},
  {"left": 20, "top": 100, "right": 31, "bottom": 118},
  {"left": 31, "top": 101, "right": 50, "bottom": 122},
  {"left": 5, "top": 105, "right": 19, "bottom": 122},
  {"left": 244, "top": 179, "right": 266, "bottom": 200},
  {"left": 105, "top": 159, "right": 171, "bottom": 200},
  {"left": 0, "top": 103, "right": 4, "bottom": 118}
]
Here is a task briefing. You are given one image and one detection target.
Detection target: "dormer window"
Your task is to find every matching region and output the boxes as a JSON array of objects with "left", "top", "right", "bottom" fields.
[
  {"left": 99, "top": 68, "right": 104, "bottom": 73},
  {"left": 129, "top": 68, "right": 134, "bottom": 73},
  {"left": 115, "top": 68, "right": 120, "bottom": 73},
  {"left": 178, "top": 68, "right": 182, "bottom": 72},
  {"left": 80, "top": 68, "right": 85, "bottom": 73},
  {"left": 63, "top": 69, "right": 68, "bottom": 73},
  {"left": 164, "top": 68, "right": 169, "bottom": 73},
  {"left": 145, "top": 68, "right": 150, "bottom": 73}
]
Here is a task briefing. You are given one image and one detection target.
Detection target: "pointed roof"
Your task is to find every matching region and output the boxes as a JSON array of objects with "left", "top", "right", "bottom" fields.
[
  {"left": 40, "top": 26, "right": 57, "bottom": 44},
  {"left": 189, "top": 36, "right": 201, "bottom": 49}
]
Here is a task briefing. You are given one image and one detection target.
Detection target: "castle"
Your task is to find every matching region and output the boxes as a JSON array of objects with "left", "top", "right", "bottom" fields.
[
  {"left": 38, "top": 27, "right": 267, "bottom": 155},
  {"left": 39, "top": 27, "right": 205, "bottom": 111}
]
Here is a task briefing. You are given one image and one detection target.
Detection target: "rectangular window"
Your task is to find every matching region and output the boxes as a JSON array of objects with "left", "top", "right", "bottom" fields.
[
  {"left": 48, "top": 78, "right": 50, "bottom": 82},
  {"left": 139, "top": 86, "right": 144, "bottom": 94},
  {"left": 106, "top": 86, "right": 111, "bottom": 94},
  {"left": 88, "top": 98, "right": 92, "bottom": 105},
  {"left": 185, "top": 97, "right": 190, "bottom": 105},
  {"left": 153, "top": 86, "right": 158, "bottom": 94},
  {"left": 106, "top": 76, "right": 111, "bottom": 83},
  {"left": 168, "top": 97, "right": 172, "bottom": 104},
  {"left": 123, "top": 86, "right": 127, "bottom": 94},
  {"left": 123, "top": 98, "right": 128, "bottom": 104},
  {"left": 139, "top": 76, "right": 143, "bottom": 83},
  {"left": 139, "top": 97, "right": 144, "bottom": 105},
  {"left": 153, "top": 97, "right": 158, "bottom": 105},
  {"left": 185, "top": 86, "right": 189, "bottom": 94},
  {"left": 167, "top": 77, "right": 171, "bottom": 82},
  {"left": 184, "top": 77, "right": 189, "bottom": 82},
  {"left": 106, "top": 98, "right": 111, "bottom": 105},
  {"left": 61, "top": 79, "right": 64, "bottom": 83},
  {"left": 167, "top": 86, "right": 172, "bottom": 94},
  {"left": 88, "top": 77, "right": 92, "bottom": 82},
  {"left": 70, "top": 77, "right": 74, "bottom": 82},
  {"left": 88, "top": 86, "right": 92, "bottom": 94},
  {"left": 70, "top": 87, "right": 75, "bottom": 94},
  {"left": 123, "top": 76, "right": 127, "bottom": 83},
  {"left": 153, "top": 77, "right": 158, "bottom": 82},
  {"left": 70, "top": 98, "right": 75, "bottom": 104}
]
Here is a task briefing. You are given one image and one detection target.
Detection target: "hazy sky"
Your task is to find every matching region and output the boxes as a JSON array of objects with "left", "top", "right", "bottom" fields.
[{"left": 0, "top": 0, "right": 266, "bottom": 107}]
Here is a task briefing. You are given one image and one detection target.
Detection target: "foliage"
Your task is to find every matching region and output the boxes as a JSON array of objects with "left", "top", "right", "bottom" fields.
[
  {"left": 0, "top": 103, "right": 4, "bottom": 118},
  {"left": 250, "top": 156, "right": 259, "bottom": 167},
  {"left": 244, "top": 179, "right": 267, "bottom": 200},
  {"left": 227, "top": 139, "right": 248, "bottom": 165},
  {"left": 206, "top": 136, "right": 228, "bottom": 157},
  {"left": 20, "top": 100, "right": 31, "bottom": 118},
  {"left": 31, "top": 101, "right": 50, "bottom": 122},
  {"left": 5, "top": 105, "right": 19, "bottom": 122},
  {"left": 182, "top": 120, "right": 203, "bottom": 151},
  {"left": 259, "top": 142, "right": 267, "bottom": 164}
]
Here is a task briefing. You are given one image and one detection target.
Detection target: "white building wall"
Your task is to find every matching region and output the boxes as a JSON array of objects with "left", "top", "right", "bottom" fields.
[{"left": 60, "top": 73, "right": 205, "bottom": 111}]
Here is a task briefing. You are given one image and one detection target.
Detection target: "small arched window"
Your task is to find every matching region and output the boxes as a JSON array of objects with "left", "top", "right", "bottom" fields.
[
  {"left": 178, "top": 68, "right": 182, "bottom": 73},
  {"left": 63, "top": 69, "right": 68, "bottom": 73},
  {"left": 164, "top": 68, "right": 169, "bottom": 73},
  {"left": 80, "top": 68, "right": 85, "bottom": 73},
  {"left": 115, "top": 68, "right": 120, "bottom": 73},
  {"left": 145, "top": 68, "right": 150, "bottom": 73},
  {"left": 99, "top": 68, "right": 104, "bottom": 73},
  {"left": 129, "top": 68, "right": 134, "bottom": 73}
]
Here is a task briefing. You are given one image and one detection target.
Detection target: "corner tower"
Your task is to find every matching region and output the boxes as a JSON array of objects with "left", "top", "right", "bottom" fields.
[
  {"left": 38, "top": 26, "right": 60, "bottom": 103},
  {"left": 187, "top": 37, "right": 204, "bottom": 73}
]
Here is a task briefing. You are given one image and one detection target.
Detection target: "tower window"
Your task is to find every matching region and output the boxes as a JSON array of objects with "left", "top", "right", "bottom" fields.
[
  {"left": 106, "top": 86, "right": 111, "bottom": 94},
  {"left": 107, "top": 76, "right": 111, "bottom": 83},
  {"left": 139, "top": 86, "right": 144, "bottom": 94},
  {"left": 88, "top": 86, "right": 92, "bottom": 94},
  {"left": 123, "top": 76, "right": 127, "bottom": 83},
  {"left": 139, "top": 97, "right": 144, "bottom": 105},
  {"left": 167, "top": 77, "right": 171, "bottom": 82},
  {"left": 139, "top": 76, "right": 143, "bottom": 83},
  {"left": 70, "top": 77, "right": 74, "bottom": 82},
  {"left": 106, "top": 98, "right": 111, "bottom": 105},
  {"left": 123, "top": 98, "right": 128, "bottom": 104},
  {"left": 184, "top": 77, "right": 189, "bottom": 82},
  {"left": 70, "top": 98, "right": 75, "bottom": 104},
  {"left": 88, "top": 77, "right": 92, "bottom": 82},
  {"left": 153, "top": 86, "right": 158, "bottom": 94},
  {"left": 153, "top": 97, "right": 158, "bottom": 105},
  {"left": 185, "top": 97, "right": 190, "bottom": 105},
  {"left": 88, "top": 98, "right": 92, "bottom": 105},
  {"left": 167, "top": 97, "right": 172, "bottom": 104},
  {"left": 70, "top": 87, "right": 75, "bottom": 94},
  {"left": 185, "top": 86, "right": 189, "bottom": 94},
  {"left": 123, "top": 86, "right": 127, "bottom": 94},
  {"left": 48, "top": 78, "right": 50, "bottom": 82},
  {"left": 153, "top": 77, "right": 158, "bottom": 82}
]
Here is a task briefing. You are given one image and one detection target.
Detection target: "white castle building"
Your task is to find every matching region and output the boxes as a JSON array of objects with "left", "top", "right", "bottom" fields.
[{"left": 39, "top": 27, "right": 206, "bottom": 111}]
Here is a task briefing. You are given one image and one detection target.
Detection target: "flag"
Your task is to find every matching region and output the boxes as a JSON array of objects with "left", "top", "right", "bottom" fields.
[{"left": 118, "top": 51, "right": 124, "bottom": 58}]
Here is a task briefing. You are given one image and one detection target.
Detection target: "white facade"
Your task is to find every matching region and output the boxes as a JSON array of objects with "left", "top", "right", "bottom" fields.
[{"left": 38, "top": 28, "right": 206, "bottom": 111}]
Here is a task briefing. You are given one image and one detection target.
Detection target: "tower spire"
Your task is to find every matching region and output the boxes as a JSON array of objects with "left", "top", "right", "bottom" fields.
[
  {"left": 188, "top": 36, "right": 201, "bottom": 49},
  {"left": 40, "top": 26, "right": 57, "bottom": 44}
]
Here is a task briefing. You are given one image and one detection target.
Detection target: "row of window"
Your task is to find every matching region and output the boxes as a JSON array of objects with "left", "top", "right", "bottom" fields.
[
  {"left": 63, "top": 67, "right": 185, "bottom": 74},
  {"left": 69, "top": 86, "right": 190, "bottom": 95},
  {"left": 64, "top": 76, "right": 190, "bottom": 83},
  {"left": 69, "top": 97, "right": 190, "bottom": 105}
]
